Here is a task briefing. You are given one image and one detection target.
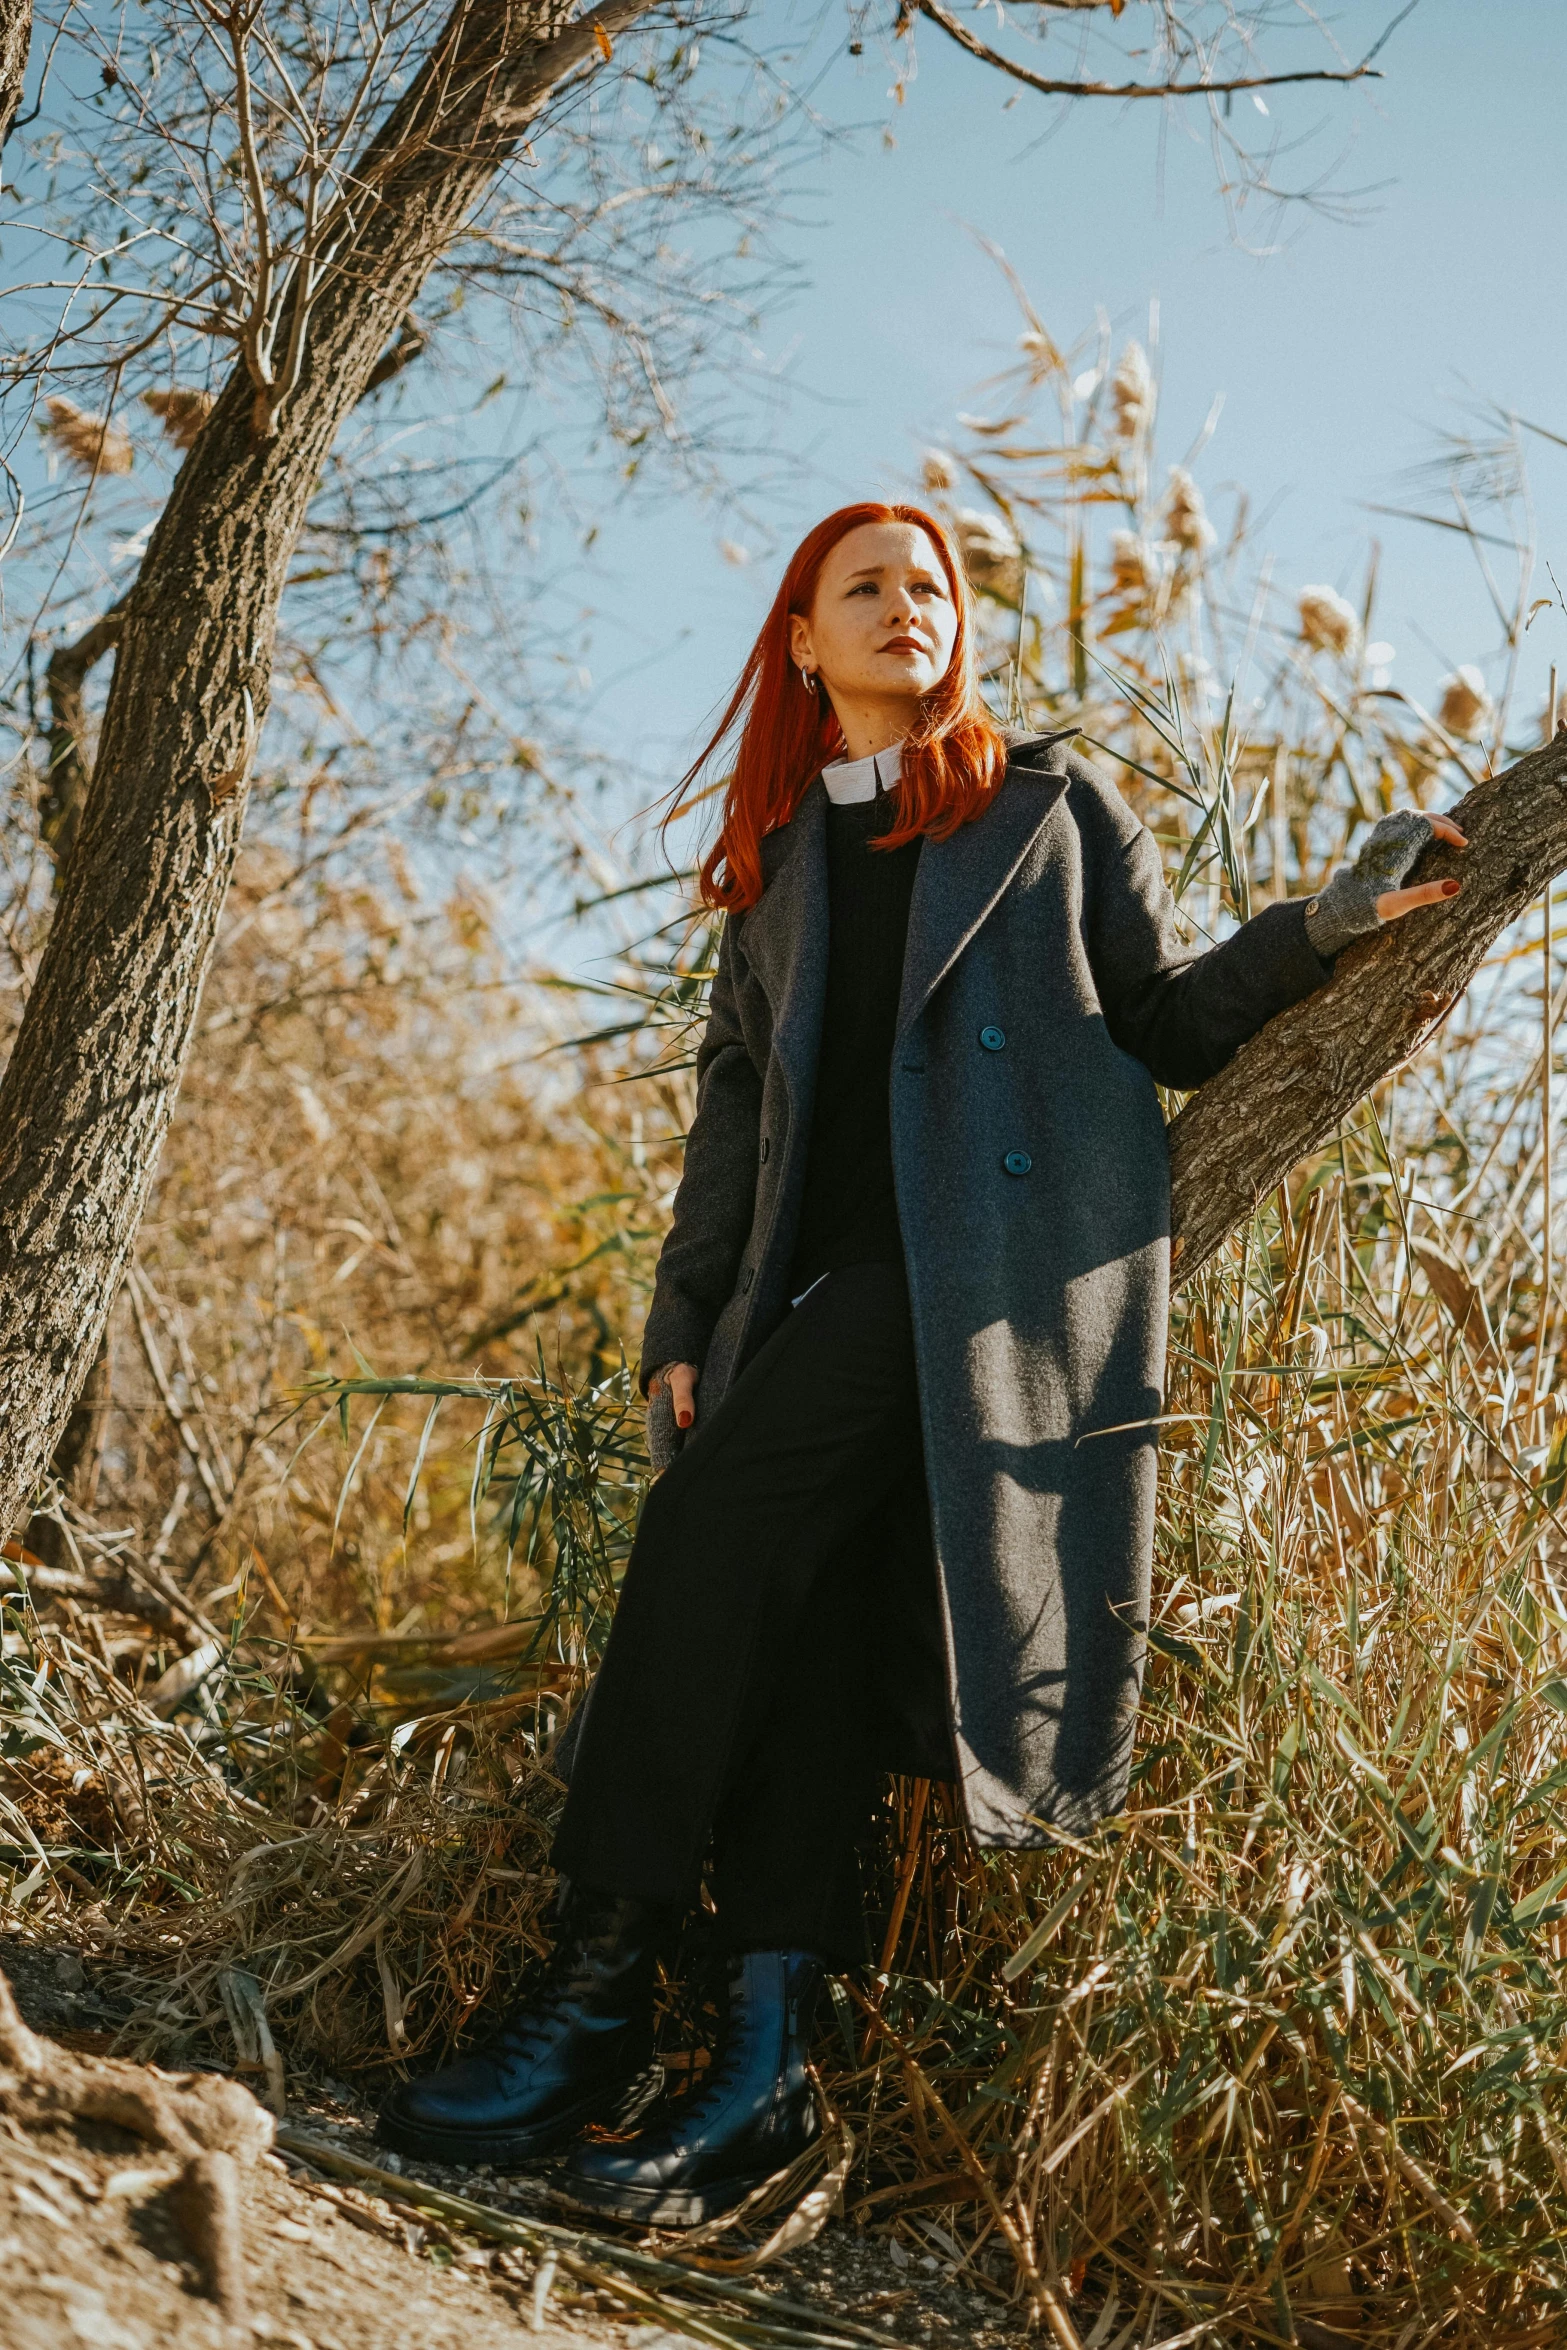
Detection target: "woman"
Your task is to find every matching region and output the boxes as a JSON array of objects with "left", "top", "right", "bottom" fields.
[{"left": 380, "top": 502, "right": 1464, "bottom": 2221}]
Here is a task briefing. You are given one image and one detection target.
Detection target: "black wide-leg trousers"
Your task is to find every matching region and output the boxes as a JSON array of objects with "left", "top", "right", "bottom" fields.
[{"left": 552, "top": 1262, "right": 952, "bottom": 1967}]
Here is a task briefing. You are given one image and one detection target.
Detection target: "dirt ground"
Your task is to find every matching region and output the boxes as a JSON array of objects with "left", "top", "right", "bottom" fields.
[
  {"left": 0, "top": 2107, "right": 591, "bottom": 2350},
  {"left": 0, "top": 1936, "right": 1020, "bottom": 2350}
]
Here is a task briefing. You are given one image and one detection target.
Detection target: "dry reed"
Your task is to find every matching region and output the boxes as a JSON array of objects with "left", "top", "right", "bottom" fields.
[{"left": 39, "top": 395, "right": 134, "bottom": 477}]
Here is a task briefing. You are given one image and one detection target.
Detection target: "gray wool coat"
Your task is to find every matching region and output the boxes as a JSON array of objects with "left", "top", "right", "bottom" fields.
[{"left": 642, "top": 734, "right": 1330, "bottom": 1845}]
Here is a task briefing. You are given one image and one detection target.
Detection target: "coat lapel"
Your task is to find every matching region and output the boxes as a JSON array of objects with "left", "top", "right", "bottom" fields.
[
  {"left": 897, "top": 736, "right": 1074, "bottom": 1038},
  {"left": 738, "top": 779, "right": 829, "bottom": 1105}
]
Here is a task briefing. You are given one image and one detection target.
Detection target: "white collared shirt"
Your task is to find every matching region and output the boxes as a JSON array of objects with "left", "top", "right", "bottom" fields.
[{"left": 820, "top": 744, "right": 903, "bottom": 805}]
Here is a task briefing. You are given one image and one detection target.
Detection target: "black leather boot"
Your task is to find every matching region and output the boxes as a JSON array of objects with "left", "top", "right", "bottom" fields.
[
  {"left": 377, "top": 1888, "right": 666, "bottom": 2167},
  {"left": 563, "top": 1948, "right": 823, "bottom": 2226}
]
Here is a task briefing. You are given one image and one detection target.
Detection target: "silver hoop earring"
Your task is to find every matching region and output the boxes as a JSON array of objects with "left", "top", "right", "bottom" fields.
[{"left": 799, "top": 663, "right": 817, "bottom": 695}]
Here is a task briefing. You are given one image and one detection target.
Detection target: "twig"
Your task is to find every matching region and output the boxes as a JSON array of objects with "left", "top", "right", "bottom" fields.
[
  {"left": 1338, "top": 2092, "right": 1478, "bottom": 2245},
  {"left": 117, "top": 1545, "right": 225, "bottom": 1644},
  {"left": 125, "top": 1269, "right": 229, "bottom": 1517},
  {"left": 274, "top": 2126, "right": 909, "bottom": 2350},
  {"left": 860, "top": 1779, "right": 929, "bottom": 2059},
  {"left": 909, "top": 0, "right": 1385, "bottom": 101},
  {"left": 146, "top": 1478, "right": 192, "bottom": 1573},
  {"left": 843, "top": 1983, "right": 1058, "bottom": 2335}
]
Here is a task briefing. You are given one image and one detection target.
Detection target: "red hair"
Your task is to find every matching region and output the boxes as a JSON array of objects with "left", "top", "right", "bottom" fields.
[{"left": 679, "top": 502, "right": 1008, "bottom": 913}]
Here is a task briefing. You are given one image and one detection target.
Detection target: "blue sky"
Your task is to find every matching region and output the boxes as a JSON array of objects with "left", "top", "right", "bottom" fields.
[
  {"left": 565, "top": 0, "right": 1567, "bottom": 818},
  {"left": 4, "top": 0, "right": 1561, "bottom": 891}
]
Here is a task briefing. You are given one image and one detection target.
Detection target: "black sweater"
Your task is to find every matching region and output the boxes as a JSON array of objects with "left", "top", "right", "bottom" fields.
[{"left": 788, "top": 787, "right": 922, "bottom": 1294}]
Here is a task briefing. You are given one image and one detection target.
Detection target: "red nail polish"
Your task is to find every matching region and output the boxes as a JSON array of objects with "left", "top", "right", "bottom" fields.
[
  {"left": 1443, "top": 879, "right": 1461, "bottom": 895},
  {"left": 677, "top": 1411, "right": 692, "bottom": 1428}
]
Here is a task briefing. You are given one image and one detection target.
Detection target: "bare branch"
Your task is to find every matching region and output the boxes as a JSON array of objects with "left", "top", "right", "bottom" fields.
[
  {"left": 187, "top": 6, "right": 272, "bottom": 399},
  {"left": 125, "top": 1268, "right": 231, "bottom": 1518},
  {"left": 364, "top": 312, "right": 429, "bottom": 392},
  {"left": 909, "top": 0, "right": 1385, "bottom": 100}
]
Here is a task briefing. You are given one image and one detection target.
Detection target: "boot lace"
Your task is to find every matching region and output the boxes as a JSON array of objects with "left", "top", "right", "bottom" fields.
[
  {"left": 670, "top": 1994, "right": 767, "bottom": 2128},
  {"left": 487, "top": 1936, "right": 589, "bottom": 2060}
]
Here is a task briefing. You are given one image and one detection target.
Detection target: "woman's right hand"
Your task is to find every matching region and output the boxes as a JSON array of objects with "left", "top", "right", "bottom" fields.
[{"left": 648, "top": 1361, "right": 699, "bottom": 1431}]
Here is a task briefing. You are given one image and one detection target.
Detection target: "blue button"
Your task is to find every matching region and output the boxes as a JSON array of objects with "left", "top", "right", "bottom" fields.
[
  {"left": 1003, "top": 1150, "right": 1032, "bottom": 1177},
  {"left": 980, "top": 1025, "right": 1006, "bottom": 1052}
]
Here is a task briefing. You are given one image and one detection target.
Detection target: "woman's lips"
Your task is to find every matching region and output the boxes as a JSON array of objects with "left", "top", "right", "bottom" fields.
[{"left": 882, "top": 637, "right": 923, "bottom": 654}]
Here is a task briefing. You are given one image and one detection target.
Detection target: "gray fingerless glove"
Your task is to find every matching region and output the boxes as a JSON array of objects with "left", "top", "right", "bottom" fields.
[
  {"left": 1304, "top": 809, "right": 1435, "bottom": 961},
  {"left": 646, "top": 1382, "right": 681, "bottom": 1475}
]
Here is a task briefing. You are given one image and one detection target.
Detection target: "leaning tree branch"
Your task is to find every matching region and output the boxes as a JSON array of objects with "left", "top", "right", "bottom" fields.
[
  {"left": 908, "top": 0, "right": 1385, "bottom": 100},
  {"left": 1170, "top": 730, "right": 1567, "bottom": 1285}
]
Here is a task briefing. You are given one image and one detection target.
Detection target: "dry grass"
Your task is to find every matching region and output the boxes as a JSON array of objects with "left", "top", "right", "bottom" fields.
[
  {"left": 11, "top": 1138, "right": 1567, "bottom": 2341},
  {"left": 814, "top": 1161, "right": 1567, "bottom": 2343},
  {"left": 5, "top": 296, "right": 1567, "bottom": 2343}
]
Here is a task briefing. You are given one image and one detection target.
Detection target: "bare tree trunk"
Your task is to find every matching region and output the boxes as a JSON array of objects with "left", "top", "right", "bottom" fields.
[
  {"left": 1170, "top": 731, "right": 1567, "bottom": 1283},
  {"left": 0, "top": 0, "right": 30, "bottom": 157},
  {"left": 0, "top": 0, "right": 658, "bottom": 1539}
]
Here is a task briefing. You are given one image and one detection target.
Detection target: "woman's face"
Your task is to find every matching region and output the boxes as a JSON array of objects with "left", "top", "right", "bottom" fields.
[{"left": 788, "top": 522, "right": 959, "bottom": 717}]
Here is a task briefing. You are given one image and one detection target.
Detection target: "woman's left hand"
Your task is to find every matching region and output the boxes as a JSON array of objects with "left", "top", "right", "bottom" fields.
[
  {"left": 1375, "top": 813, "right": 1467, "bottom": 922},
  {"left": 1305, "top": 809, "right": 1468, "bottom": 963}
]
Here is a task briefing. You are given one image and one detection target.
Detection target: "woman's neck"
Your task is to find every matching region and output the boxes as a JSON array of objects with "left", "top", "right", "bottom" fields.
[{"left": 828, "top": 699, "right": 917, "bottom": 762}]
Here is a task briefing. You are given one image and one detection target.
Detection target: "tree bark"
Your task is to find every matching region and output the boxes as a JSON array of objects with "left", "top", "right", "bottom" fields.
[
  {"left": 0, "top": 0, "right": 30, "bottom": 157},
  {"left": 1170, "top": 731, "right": 1567, "bottom": 1284},
  {"left": 0, "top": 0, "right": 659, "bottom": 1539},
  {"left": 29, "top": 605, "right": 128, "bottom": 1559},
  {"left": 41, "top": 598, "right": 129, "bottom": 872}
]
